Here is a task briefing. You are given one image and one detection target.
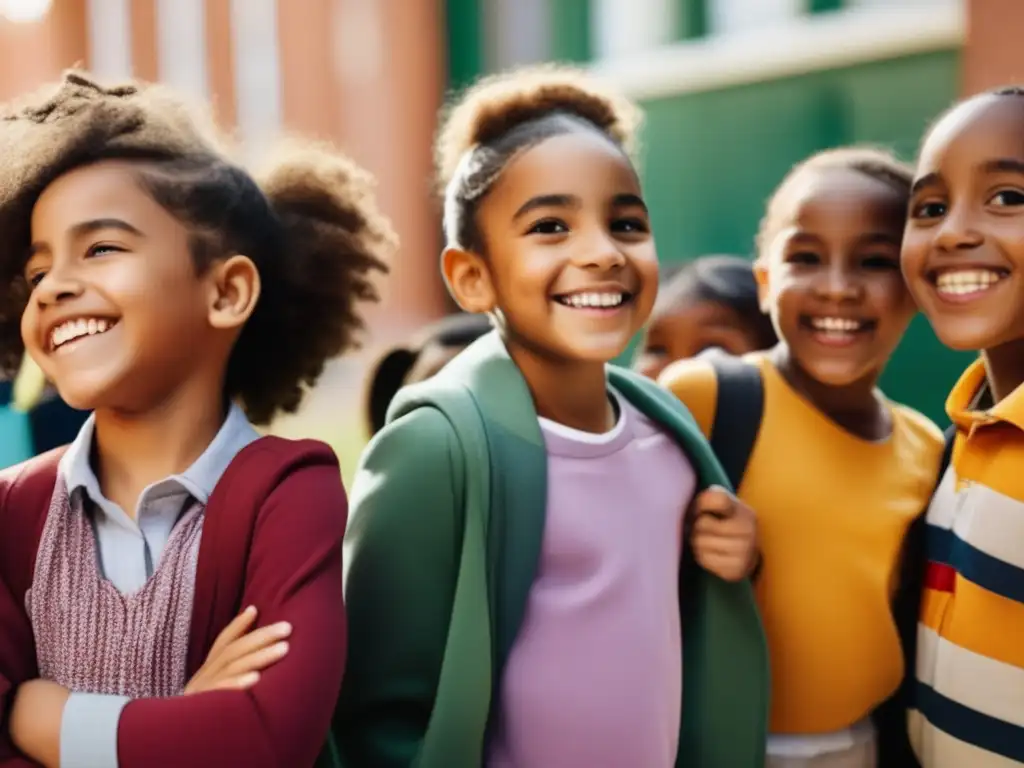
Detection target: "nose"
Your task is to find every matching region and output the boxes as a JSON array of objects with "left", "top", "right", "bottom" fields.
[
  {"left": 573, "top": 228, "right": 627, "bottom": 271},
  {"left": 934, "top": 204, "right": 983, "bottom": 252},
  {"left": 813, "top": 262, "right": 862, "bottom": 303},
  {"left": 33, "top": 267, "right": 84, "bottom": 307}
]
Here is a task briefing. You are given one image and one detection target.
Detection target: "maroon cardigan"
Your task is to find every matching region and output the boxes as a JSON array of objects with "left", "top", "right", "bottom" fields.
[{"left": 0, "top": 436, "right": 348, "bottom": 767}]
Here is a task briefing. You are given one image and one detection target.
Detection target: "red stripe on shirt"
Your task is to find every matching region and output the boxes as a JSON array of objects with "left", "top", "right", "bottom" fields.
[{"left": 925, "top": 561, "right": 956, "bottom": 593}]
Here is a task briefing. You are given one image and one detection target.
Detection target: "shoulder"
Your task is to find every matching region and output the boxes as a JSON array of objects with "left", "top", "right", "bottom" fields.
[
  {"left": 657, "top": 357, "right": 719, "bottom": 439},
  {"left": 0, "top": 447, "right": 65, "bottom": 596},
  {"left": 889, "top": 404, "right": 947, "bottom": 487},
  {"left": 220, "top": 436, "right": 346, "bottom": 527},
  {"left": 346, "top": 407, "right": 463, "bottom": 570},
  {"left": 351, "top": 407, "right": 461, "bottom": 513},
  {"left": 890, "top": 403, "right": 945, "bottom": 456},
  {"left": 0, "top": 446, "right": 64, "bottom": 519}
]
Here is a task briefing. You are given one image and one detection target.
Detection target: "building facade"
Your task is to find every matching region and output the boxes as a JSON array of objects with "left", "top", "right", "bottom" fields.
[
  {"left": 448, "top": 0, "right": 966, "bottom": 423},
  {"left": 0, "top": 0, "right": 1010, "bottom": 465}
]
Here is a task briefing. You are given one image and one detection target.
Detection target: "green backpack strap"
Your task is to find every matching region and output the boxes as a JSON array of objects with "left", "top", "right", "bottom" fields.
[
  {"left": 385, "top": 384, "right": 497, "bottom": 767},
  {"left": 608, "top": 364, "right": 769, "bottom": 768},
  {"left": 697, "top": 349, "right": 765, "bottom": 491}
]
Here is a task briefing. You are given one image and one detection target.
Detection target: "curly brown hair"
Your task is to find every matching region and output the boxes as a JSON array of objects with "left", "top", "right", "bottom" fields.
[
  {"left": 0, "top": 71, "right": 395, "bottom": 424},
  {"left": 435, "top": 64, "right": 643, "bottom": 252},
  {"left": 756, "top": 146, "right": 913, "bottom": 261}
]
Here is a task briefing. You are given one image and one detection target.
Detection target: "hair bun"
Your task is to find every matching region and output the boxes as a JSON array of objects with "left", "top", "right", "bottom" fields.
[{"left": 436, "top": 64, "right": 642, "bottom": 189}]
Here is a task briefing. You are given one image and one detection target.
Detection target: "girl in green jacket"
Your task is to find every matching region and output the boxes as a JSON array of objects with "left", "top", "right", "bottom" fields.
[{"left": 336, "top": 65, "right": 770, "bottom": 768}]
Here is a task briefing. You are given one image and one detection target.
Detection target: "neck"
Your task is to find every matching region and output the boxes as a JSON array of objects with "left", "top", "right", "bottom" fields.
[
  {"left": 769, "top": 343, "right": 888, "bottom": 440},
  {"left": 982, "top": 338, "right": 1024, "bottom": 403},
  {"left": 92, "top": 379, "right": 228, "bottom": 517},
  {"left": 507, "top": 340, "right": 613, "bottom": 434}
]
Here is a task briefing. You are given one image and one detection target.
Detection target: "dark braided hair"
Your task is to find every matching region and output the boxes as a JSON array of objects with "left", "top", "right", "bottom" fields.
[
  {"left": 0, "top": 70, "right": 395, "bottom": 424},
  {"left": 436, "top": 64, "right": 642, "bottom": 253}
]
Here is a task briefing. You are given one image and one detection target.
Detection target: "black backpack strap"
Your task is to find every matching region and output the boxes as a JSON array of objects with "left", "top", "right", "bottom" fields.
[
  {"left": 697, "top": 349, "right": 765, "bottom": 492},
  {"left": 936, "top": 423, "right": 956, "bottom": 491}
]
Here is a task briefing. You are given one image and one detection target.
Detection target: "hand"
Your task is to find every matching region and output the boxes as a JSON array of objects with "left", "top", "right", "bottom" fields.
[
  {"left": 184, "top": 606, "right": 292, "bottom": 695},
  {"left": 9, "top": 679, "right": 70, "bottom": 768},
  {"left": 689, "top": 485, "right": 760, "bottom": 582}
]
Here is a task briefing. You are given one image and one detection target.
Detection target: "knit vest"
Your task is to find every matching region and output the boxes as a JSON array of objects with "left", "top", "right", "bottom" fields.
[{"left": 26, "top": 480, "right": 203, "bottom": 697}]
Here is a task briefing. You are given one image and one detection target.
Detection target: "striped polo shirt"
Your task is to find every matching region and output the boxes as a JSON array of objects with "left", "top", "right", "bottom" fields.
[{"left": 911, "top": 359, "right": 1024, "bottom": 766}]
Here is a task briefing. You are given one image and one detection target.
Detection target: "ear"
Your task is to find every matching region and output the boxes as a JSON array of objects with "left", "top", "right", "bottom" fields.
[
  {"left": 753, "top": 259, "right": 771, "bottom": 314},
  {"left": 441, "top": 246, "right": 496, "bottom": 313},
  {"left": 207, "top": 254, "right": 261, "bottom": 331}
]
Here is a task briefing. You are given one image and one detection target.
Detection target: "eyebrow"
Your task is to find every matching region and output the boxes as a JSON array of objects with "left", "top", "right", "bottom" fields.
[
  {"left": 29, "top": 218, "right": 144, "bottom": 257},
  {"left": 612, "top": 193, "right": 648, "bottom": 212},
  {"left": 910, "top": 172, "right": 940, "bottom": 195},
  {"left": 513, "top": 194, "right": 578, "bottom": 221},
  {"left": 859, "top": 232, "right": 901, "bottom": 246},
  {"left": 512, "top": 192, "right": 649, "bottom": 221},
  {"left": 982, "top": 158, "right": 1024, "bottom": 176}
]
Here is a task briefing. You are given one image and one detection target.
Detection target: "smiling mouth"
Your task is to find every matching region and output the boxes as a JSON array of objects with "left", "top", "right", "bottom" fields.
[
  {"left": 930, "top": 267, "right": 1008, "bottom": 300},
  {"left": 50, "top": 317, "right": 119, "bottom": 352},
  {"left": 800, "top": 315, "right": 876, "bottom": 346},
  {"left": 553, "top": 291, "right": 634, "bottom": 310}
]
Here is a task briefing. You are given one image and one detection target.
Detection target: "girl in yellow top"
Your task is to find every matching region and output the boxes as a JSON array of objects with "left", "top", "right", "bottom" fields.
[{"left": 660, "top": 147, "right": 944, "bottom": 768}]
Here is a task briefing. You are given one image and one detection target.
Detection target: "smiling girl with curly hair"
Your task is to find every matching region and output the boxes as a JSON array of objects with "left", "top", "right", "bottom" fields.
[{"left": 0, "top": 70, "right": 394, "bottom": 768}]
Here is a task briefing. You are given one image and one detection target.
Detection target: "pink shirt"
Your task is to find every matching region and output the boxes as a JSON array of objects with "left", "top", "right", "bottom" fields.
[{"left": 488, "top": 391, "right": 696, "bottom": 768}]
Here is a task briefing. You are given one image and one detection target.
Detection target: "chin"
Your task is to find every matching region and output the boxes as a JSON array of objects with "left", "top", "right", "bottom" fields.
[
  {"left": 567, "top": 339, "right": 633, "bottom": 364},
  {"left": 799, "top": 360, "right": 875, "bottom": 389},
  {"left": 50, "top": 369, "right": 127, "bottom": 412},
  {"left": 929, "top": 319, "right": 1014, "bottom": 353}
]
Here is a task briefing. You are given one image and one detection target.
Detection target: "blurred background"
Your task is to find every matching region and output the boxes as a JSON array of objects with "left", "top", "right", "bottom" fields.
[{"left": 0, "top": 0, "right": 1017, "bottom": 481}]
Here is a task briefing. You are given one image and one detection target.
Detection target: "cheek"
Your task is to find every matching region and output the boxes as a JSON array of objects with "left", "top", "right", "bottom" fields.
[
  {"left": 867, "top": 275, "right": 916, "bottom": 318},
  {"left": 493, "top": 249, "right": 553, "bottom": 300},
  {"left": 20, "top": 301, "right": 39, "bottom": 350}
]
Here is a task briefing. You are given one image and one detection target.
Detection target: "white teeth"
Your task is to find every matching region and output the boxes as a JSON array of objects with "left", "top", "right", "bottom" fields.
[
  {"left": 560, "top": 292, "right": 625, "bottom": 308},
  {"left": 935, "top": 269, "right": 1003, "bottom": 296},
  {"left": 810, "top": 317, "right": 863, "bottom": 333},
  {"left": 50, "top": 317, "right": 116, "bottom": 350}
]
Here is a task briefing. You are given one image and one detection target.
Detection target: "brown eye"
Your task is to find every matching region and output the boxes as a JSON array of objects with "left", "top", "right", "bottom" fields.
[
  {"left": 991, "top": 189, "right": 1024, "bottom": 207},
  {"left": 527, "top": 218, "right": 568, "bottom": 235},
  {"left": 912, "top": 200, "right": 946, "bottom": 219},
  {"left": 787, "top": 251, "right": 820, "bottom": 265}
]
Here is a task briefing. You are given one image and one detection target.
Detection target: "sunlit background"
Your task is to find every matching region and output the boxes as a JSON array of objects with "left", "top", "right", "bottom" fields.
[{"left": 0, "top": 0, "right": 1014, "bottom": 480}]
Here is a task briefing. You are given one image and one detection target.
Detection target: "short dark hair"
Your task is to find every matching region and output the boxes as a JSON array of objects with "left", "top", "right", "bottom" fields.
[
  {"left": 756, "top": 146, "right": 913, "bottom": 262},
  {"left": 436, "top": 64, "right": 642, "bottom": 253},
  {"left": 657, "top": 255, "right": 778, "bottom": 349},
  {"left": 0, "top": 71, "right": 395, "bottom": 424}
]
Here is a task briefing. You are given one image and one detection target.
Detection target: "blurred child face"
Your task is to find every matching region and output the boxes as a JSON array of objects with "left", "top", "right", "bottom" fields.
[
  {"left": 903, "top": 95, "right": 1024, "bottom": 353},
  {"left": 634, "top": 299, "right": 764, "bottom": 380},
  {"left": 20, "top": 160, "right": 230, "bottom": 412},
  {"left": 447, "top": 129, "right": 658, "bottom": 365},
  {"left": 756, "top": 167, "right": 914, "bottom": 387}
]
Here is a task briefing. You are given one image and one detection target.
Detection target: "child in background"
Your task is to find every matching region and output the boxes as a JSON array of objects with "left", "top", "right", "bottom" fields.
[
  {"left": 902, "top": 86, "right": 1024, "bottom": 768},
  {"left": 661, "top": 147, "right": 944, "bottom": 768},
  {"left": 0, "top": 71, "right": 394, "bottom": 768},
  {"left": 635, "top": 254, "right": 778, "bottom": 379},
  {"left": 337, "top": 65, "right": 769, "bottom": 768},
  {"left": 364, "top": 311, "right": 490, "bottom": 436}
]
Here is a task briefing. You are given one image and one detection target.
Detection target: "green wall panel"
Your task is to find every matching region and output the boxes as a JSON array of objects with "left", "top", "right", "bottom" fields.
[
  {"left": 637, "top": 49, "right": 968, "bottom": 424},
  {"left": 445, "top": 0, "right": 484, "bottom": 92},
  {"left": 550, "top": 0, "right": 592, "bottom": 63}
]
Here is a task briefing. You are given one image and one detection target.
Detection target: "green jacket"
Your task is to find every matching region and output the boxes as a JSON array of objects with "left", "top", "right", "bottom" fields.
[{"left": 335, "top": 331, "right": 769, "bottom": 767}]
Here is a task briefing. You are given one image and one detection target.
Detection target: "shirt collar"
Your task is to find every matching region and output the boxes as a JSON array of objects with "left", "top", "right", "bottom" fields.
[
  {"left": 947, "top": 358, "right": 1024, "bottom": 433},
  {"left": 59, "top": 403, "right": 261, "bottom": 505}
]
